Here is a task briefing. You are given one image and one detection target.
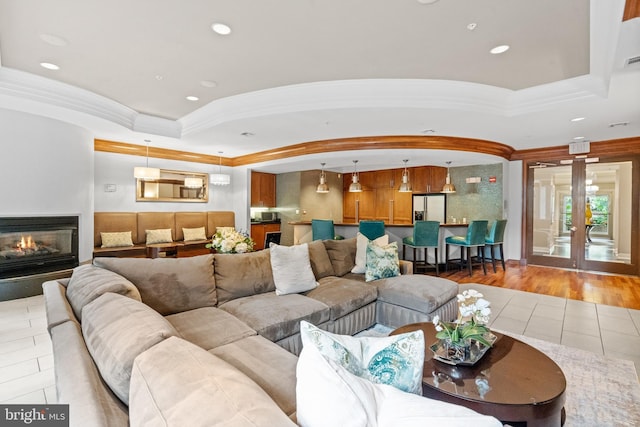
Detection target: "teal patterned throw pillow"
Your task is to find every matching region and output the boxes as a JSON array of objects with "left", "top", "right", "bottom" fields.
[
  {"left": 365, "top": 241, "right": 400, "bottom": 282},
  {"left": 299, "top": 321, "right": 424, "bottom": 394}
]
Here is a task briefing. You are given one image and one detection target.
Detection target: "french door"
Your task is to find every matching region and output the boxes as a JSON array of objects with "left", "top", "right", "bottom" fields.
[{"left": 526, "top": 156, "right": 639, "bottom": 275}]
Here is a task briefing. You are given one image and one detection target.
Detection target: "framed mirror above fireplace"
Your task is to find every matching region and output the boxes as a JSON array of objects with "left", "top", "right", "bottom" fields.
[{"left": 136, "top": 169, "right": 209, "bottom": 202}]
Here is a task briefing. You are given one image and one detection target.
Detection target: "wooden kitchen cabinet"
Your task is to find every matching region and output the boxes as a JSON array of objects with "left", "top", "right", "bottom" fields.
[
  {"left": 411, "top": 166, "right": 447, "bottom": 194},
  {"left": 251, "top": 172, "right": 276, "bottom": 207},
  {"left": 251, "top": 222, "right": 280, "bottom": 250}
]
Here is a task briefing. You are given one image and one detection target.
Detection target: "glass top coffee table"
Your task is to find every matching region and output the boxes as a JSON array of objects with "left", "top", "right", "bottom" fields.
[{"left": 392, "top": 323, "right": 566, "bottom": 427}]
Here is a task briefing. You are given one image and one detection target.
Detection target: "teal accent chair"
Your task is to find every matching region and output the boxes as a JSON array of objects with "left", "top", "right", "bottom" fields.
[
  {"left": 358, "top": 220, "right": 385, "bottom": 240},
  {"left": 402, "top": 221, "right": 441, "bottom": 276},
  {"left": 311, "top": 219, "right": 335, "bottom": 241},
  {"left": 445, "top": 220, "right": 489, "bottom": 276},
  {"left": 485, "top": 219, "right": 507, "bottom": 272}
]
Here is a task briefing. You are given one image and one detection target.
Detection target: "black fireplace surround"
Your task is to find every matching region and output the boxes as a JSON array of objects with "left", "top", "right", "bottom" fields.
[{"left": 0, "top": 216, "right": 79, "bottom": 279}]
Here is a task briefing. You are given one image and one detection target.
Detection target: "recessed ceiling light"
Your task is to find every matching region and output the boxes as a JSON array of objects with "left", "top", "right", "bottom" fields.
[
  {"left": 186, "top": 96, "right": 199, "bottom": 101},
  {"left": 467, "top": 23, "right": 477, "bottom": 31},
  {"left": 211, "top": 23, "right": 232, "bottom": 35},
  {"left": 241, "top": 132, "right": 254, "bottom": 137},
  {"left": 200, "top": 80, "right": 218, "bottom": 88},
  {"left": 155, "top": 75, "right": 164, "bottom": 81},
  {"left": 40, "top": 62, "right": 60, "bottom": 70},
  {"left": 490, "top": 45, "right": 510, "bottom": 54},
  {"left": 421, "top": 129, "right": 436, "bottom": 134},
  {"left": 609, "top": 121, "right": 629, "bottom": 127},
  {"left": 571, "top": 117, "right": 585, "bottom": 122},
  {"left": 39, "top": 33, "right": 68, "bottom": 46},
  {"left": 417, "top": 0, "right": 439, "bottom": 4},
  {"left": 573, "top": 136, "right": 585, "bottom": 140}
]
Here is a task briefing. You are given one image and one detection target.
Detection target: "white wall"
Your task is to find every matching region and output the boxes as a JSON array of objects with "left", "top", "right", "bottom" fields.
[
  {"left": 0, "top": 109, "right": 95, "bottom": 263},
  {"left": 94, "top": 151, "right": 250, "bottom": 229},
  {"left": 505, "top": 160, "right": 523, "bottom": 261}
]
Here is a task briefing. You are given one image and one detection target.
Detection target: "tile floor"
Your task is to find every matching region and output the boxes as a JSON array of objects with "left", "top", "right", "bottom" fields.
[{"left": 1, "top": 285, "right": 639, "bottom": 404}]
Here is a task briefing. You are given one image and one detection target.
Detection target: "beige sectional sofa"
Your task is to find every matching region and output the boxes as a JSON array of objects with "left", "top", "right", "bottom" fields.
[{"left": 43, "top": 237, "right": 460, "bottom": 427}]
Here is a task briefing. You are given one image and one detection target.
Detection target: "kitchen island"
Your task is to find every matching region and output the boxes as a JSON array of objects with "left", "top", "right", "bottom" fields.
[{"left": 289, "top": 221, "right": 470, "bottom": 264}]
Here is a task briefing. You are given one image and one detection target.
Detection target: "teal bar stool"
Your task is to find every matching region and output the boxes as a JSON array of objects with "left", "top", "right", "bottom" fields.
[
  {"left": 445, "top": 220, "right": 488, "bottom": 276},
  {"left": 485, "top": 219, "right": 507, "bottom": 272},
  {"left": 402, "top": 221, "right": 441, "bottom": 276},
  {"left": 311, "top": 219, "right": 335, "bottom": 241},
  {"left": 358, "top": 220, "right": 385, "bottom": 240}
]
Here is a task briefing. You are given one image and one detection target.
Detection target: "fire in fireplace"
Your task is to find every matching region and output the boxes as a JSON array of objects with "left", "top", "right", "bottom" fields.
[{"left": 0, "top": 216, "right": 79, "bottom": 279}]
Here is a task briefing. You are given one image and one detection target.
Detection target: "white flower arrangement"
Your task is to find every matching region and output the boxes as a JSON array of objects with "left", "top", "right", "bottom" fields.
[
  {"left": 206, "top": 228, "right": 255, "bottom": 254},
  {"left": 432, "top": 289, "right": 493, "bottom": 347}
]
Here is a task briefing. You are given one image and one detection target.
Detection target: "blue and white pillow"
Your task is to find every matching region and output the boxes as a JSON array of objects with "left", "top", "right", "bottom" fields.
[
  {"left": 298, "top": 320, "right": 424, "bottom": 394},
  {"left": 365, "top": 241, "right": 400, "bottom": 282}
]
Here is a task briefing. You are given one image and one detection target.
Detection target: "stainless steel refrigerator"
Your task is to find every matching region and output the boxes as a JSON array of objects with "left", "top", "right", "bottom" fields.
[{"left": 412, "top": 193, "right": 446, "bottom": 224}]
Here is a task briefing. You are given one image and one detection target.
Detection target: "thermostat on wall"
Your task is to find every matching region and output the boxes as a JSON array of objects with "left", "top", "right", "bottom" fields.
[{"left": 104, "top": 184, "right": 117, "bottom": 192}]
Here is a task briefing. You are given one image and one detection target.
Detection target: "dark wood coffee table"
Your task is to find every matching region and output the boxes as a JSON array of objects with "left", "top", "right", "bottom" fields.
[{"left": 392, "top": 323, "right": 566, "bottom": 426}]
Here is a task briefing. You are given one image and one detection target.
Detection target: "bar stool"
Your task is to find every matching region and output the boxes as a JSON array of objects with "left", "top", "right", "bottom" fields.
[
  {"left": 445, "top": 220, "right": 488, "bottom": 276},
  {"left": 358, "top": 220, "right": 385, "bottom": 240},
  {"left": 311, "top": 219, "right": 335, "bottom": 241},
  {"left": 402, "top": 220, "right": 440, "bottom": 276},
  {"left": 485, "top": 219, "right": 507, "bottom": 272}
]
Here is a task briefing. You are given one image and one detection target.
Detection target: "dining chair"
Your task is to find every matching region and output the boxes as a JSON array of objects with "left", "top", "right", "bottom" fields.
[
  {"left": 485, "top": 219, "right": 507, "bottom": 272},
  {"left": 311, "top": 219, "right": 335, "bottom": 241},
  {"left": 358, "top": 220, "right": 385, "bottom": 240},
  {"left": 445, "top": 220, "right": 489, "bottom": 276},
  {"left": 402, "top": 220, "right": 441, "bottom": 276}
]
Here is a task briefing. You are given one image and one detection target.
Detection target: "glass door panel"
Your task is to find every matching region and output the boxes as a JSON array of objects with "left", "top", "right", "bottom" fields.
[{"left": 530, "top": 164, "right": 574, "bottom": 266}]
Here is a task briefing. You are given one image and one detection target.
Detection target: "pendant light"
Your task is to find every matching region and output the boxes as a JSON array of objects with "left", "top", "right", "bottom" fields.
[
  {"left": 398, "top": 159, "right": 412, "bottom": 193},
  {"left": 210, "top": 151, "right": 231, "bottom": 186},
  {"left": 348, "top": 160, "right": 362, "bottom": 192},
  {"left": 441, "top": 161, "right": 456, "bottom": 193},
  {"left": 133, "top": 140, "right": 160, "bottom": 180},
  {"left": 316, "top": 163, "right": 329, "bottom": 193}
]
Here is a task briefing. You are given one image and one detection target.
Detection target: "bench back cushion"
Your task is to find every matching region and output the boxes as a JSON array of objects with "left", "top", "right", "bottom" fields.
[{"left": 94, "top": 212, "right": 139, "bottom": 246}]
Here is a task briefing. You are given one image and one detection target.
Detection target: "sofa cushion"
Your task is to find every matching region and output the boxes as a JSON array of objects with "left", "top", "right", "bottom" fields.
[
  {"left": 81, "top": 293, "right": 179, "bottom": 404},
  {"left": 219, "top": 292, "right": 330, "bottom": 342},
  {"left": 299, "top": 321, "right": 425, "bottom": 395},
  {"left": 93, "top": 254, "right": 216, "bottom": 315},
  {"left": 100, "top": 231, "right": 134, "bottom": 248},
  {"left": 166, "top": 307, "right": 256, "bottom": 351},
  {"left": 365, "top": 241, "right": 400, "bottom": 282},
  {"left": 210, "top": 335, "right": 299, "bottom": 417},
  {"left": 130, "top": 337, "right": 296, "bottom": 427},
  {"left": 307, "top": 240, "right": 335, "bottom": 279},
  {"left": 352, "top": 232, "right": 388, "bottom": 274},
  {"left": 66, "top": 264, "right": 141, "bottom": 321},
  {"left": 296, "top": 328, "right": 501, "bottom": 427},
  {"left": 305, "top": 276, "right": 378, "bottom": 320},
  {"left": 270, "top": 243, "right": 318, "bottom": 295},
  {"left": 323, "top": 237, "right": 356, "bottom": 276},
  {"left": 214, "top": 250, "right": 275, "bottom": 304},
  {"left": 372, "top": 275, "right": 459, "bottom": 314}
]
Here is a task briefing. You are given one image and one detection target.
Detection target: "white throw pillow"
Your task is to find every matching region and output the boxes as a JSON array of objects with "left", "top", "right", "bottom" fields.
[
  {"left": 270, "top": 243, "right": 318, "bottom": 295},
  {"left": 145, "top": 228, "right": 173, "bottom": 244},
  {"left": 351, "top": 232, "right": 389, "bottom": 274},
  {"left": 296, "top": 321, "right": 502, "bottom": 427}
]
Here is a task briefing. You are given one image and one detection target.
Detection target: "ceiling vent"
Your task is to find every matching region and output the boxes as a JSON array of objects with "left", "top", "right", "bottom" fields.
[{"left": 625, "top": 55, "right": 640, "bottom": 67}]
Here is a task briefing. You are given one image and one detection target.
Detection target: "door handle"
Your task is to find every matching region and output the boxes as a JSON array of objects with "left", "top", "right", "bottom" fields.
[{"left": 570, "top": 226, "right": 577, "bottom": 232}]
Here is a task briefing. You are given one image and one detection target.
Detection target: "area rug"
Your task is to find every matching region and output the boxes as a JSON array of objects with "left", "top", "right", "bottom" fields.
[{"left": 357, "top": 325, "right": 640, "bottom": 427}]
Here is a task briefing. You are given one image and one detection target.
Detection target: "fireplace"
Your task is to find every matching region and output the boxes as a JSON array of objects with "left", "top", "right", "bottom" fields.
[{"left": 0, "top": 216, "right": 79, "bottom": 279}]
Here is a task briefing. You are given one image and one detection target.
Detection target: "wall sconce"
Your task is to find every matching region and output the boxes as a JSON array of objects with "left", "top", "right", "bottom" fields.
[{"left": 316, "top": 163, "right": 329, "bottom": 193}]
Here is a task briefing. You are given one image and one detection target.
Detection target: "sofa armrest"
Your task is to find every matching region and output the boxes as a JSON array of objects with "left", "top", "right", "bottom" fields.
[
  {"left": 399, "top": 260, "right": 413, "bottom": 275},
  {"left": 42, "top": 280, "right": 78, "bottom": 332}
]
